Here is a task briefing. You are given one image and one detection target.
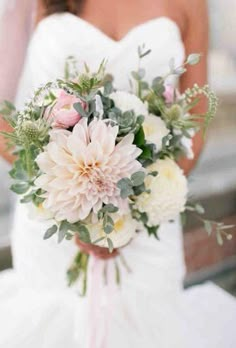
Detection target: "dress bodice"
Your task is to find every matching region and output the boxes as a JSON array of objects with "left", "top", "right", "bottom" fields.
[{"left": 16, "top": 13, "right": 185, "bottom": 107}]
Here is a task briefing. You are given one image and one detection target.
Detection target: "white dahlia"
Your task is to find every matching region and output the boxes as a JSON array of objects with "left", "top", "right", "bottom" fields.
[
  {"left": 35, "top": 118, "right": 142, "bottom": 223},
  {"left": 110, "top": 91, "right": 148, "bottom": 116},
  {"left": 143, "top": 114, "right": 169, "bottom": 152},
  {"left": 135, "top": 158, "right": 188, "bottom": 226},
  {"left": 89, "top": 213, "right": 138, "bottom": 248}
]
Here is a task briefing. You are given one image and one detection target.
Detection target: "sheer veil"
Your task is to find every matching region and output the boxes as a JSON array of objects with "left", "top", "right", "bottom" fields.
[{"left": 0, "top": 0, "right": 36, "bottom": 102}]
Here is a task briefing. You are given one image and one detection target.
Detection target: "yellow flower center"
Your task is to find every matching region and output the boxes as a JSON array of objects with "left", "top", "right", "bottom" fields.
[{"left": 114, "top": 219, "right": 124, "bottom": 232}]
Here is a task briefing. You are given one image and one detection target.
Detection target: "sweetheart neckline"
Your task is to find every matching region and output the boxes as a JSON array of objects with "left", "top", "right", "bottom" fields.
[{"left": 37, "top": 12, "right": 183, "bottom": 45}]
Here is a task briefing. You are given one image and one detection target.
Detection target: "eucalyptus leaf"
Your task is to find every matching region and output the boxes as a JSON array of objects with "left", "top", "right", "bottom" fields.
[
  {"left": 204, "top": 221, "right": 213, "bottom": 236},
  {"left": 44, "top": 225, "right": 58, "bottom": 240},
  {"left": 107, "top": 238, "right": 114, "bottom": 253},
  {"left": 11, "top": 182, "right": 30, "bottom": 195},
  {"left": 216, "top": 230, "right": 223, "bottom": 246},
  {"left": 131, "top": 171, "right": 145, "bottom": 187},
  {"left": 73, "top": 102, "right": 88, "bottom": 117},
  {"left": 139, "top": 49, "right": 151, "bottom": 59},
  {"left": 103, "top": 204, "right": 119, "bottom": 213},
  {"left": 117, "top": 178, "right": 134, "bottom": 198},
  {"left": 78, "top": 224, "right": 91, "bottom": 243},
  {"left": 93, "top": 237, "right": 106, "bottom": 244},
  {"left": 58, "top": 221, "right": 69, "bottom": 243},
  {"left": 187, "top": 53, "right": 202, "bottom": 65}
]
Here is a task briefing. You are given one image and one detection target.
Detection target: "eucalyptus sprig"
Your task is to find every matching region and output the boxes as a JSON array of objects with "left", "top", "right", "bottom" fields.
[{"left": 185, "top": 203, "right": 235, "bottom": 245}]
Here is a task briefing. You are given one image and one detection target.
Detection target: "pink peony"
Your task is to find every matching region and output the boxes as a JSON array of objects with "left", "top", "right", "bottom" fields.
[
  {"left": 163, "top": 84, "right": 175, "bottom": 104},
  {"left": 45, "top": 90, "right": 85, "bottom": 128}
]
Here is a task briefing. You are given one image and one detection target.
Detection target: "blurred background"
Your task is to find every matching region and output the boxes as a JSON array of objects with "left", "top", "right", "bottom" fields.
[{"left": 0, "top": 0, "right": 236, "bottom": 293}]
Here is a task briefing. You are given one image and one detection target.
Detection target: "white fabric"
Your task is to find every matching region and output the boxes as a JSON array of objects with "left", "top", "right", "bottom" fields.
[{"left": 0, "top": 13, "right": 236, "bottom": 348}]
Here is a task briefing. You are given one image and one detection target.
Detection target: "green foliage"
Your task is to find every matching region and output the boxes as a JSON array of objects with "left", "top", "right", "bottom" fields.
[
  {"left": 117, "top": 171, "right": 147, "bottom": 199},
  {"left": 44, "top": 225, "right": 58, "bottom": 240},
  {"left": 185, "top": 202, "right": 235, "bottom": 245},
  {"left": 131, "top": 209, "right": 159, "bottom": 239},
  {"left": 67, "top": 251, "right": 89, "bottom": 295}
]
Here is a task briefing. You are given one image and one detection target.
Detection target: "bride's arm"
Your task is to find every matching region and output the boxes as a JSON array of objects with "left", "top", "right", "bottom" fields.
[
  {"left": 178, "top": 0, "right": 209, "bottom": 175},
  {"left": 0, "top": 0, "right": 35, "bottom": 164}
]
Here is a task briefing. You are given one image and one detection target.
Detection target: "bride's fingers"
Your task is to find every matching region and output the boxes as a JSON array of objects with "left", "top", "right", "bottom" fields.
[{"left": 75, "top": 236, "right": 118, "bottom": 259}]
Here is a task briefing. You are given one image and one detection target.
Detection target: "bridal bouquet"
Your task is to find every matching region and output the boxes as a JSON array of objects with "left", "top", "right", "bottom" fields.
[{"left": 1, "top": 47, "right": 224, "bottom": 294}]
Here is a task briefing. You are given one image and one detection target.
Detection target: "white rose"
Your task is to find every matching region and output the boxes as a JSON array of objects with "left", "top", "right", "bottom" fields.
[
  {"left": 135, "top": 158, "right": 188, "bottom": 226},
  {"left": 110, "top": 91, "right": 148, "bottom": 116},
  {"left": 143, "top": 114, "right": 169, "bottom": 152},
  {"left": 89, "top": 213, "right": 137, "bottom": 248}
]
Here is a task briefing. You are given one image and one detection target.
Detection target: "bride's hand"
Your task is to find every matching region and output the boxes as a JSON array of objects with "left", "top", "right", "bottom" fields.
[{"left": 75, "top": 236, "right": 118, "bottom": 260}]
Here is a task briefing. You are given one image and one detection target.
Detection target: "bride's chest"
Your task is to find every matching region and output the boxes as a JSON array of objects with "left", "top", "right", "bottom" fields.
[{"left": 28, "top": 14, "right": 185, "bottom": 90}]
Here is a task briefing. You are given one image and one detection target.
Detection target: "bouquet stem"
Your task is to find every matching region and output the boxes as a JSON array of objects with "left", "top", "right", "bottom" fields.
[{"left": 67, "top": 251, "right": 89, "bottom": 296}]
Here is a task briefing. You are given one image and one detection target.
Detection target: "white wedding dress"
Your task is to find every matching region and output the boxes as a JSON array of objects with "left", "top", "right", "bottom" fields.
[{"left": 0, "top": 13, "right": 236, "bottom": 348}]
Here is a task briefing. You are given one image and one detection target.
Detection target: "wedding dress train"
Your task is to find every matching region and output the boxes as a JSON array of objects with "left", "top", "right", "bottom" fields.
[{"left": 0, "top": 13, "right": 235, "bottom": 348}]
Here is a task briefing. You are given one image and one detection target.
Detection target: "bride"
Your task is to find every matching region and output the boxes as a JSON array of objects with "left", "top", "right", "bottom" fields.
[{"left": 0, "top": 0, "right": 235, "bottom": 347}]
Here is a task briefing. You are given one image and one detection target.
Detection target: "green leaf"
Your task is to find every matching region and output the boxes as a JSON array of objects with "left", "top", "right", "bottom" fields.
[
  {"left": 115, "top": 261, "right": 121, "bottom": 285},
  {"left": 10, "top": 160, "right": 28, "bottom": 181},
  {"left": 11, "top": 182, "right": 30, "bottom": 195},
  {"left": 117, "top": 178, "right": 134, "bottom": 199},
  {"left": 103, "top": 215, "right": 114, "bottom": 234},
  {"left": 187, "top": 53, "right": 202, "bottom": 65},
  {"left": 58, "top": 221, "right": 69, "bottom": 243},
  {"left": 216, "top": 230, "right": 223, "bottom": 246},
  {"left": 44, "top": 225, "right": 58, "bottom": 240},
  {"left": 134, "top": 127, "right": 145, "bottom": 146},
  {"left": 148, "top": 171, "right": 158, "bottom": 177},
  {"left": 93, "top": 237, "right": 106, "bottom": 244},
  {"left": 20, "top": 193, "right": 34, "bottom": 204},
  {"left": 104, "top": 81, "right": 113, "bottom": 95},
  {"left": 73, "top": 102, "right": 88, "bottom": 117},
  {"left": 136, "top": 115, "right": 145, "bottom": 126},
  {"left": 78, "top": 224, "right": 91, "bottom": 243},
  {"left": 131, "top": 171, "right": 145, "bottom": 187},
  {"left": 133, "top": 183, "right": 147, "bottom": 196},
  {"left": 152, "top": 77, "right": 165, "bottom": 95},
  {"left": 146, "top": 225, "right": 160, "bottom": 239},
  {"left": 138, "top": 48, "right": 151, "bottom": 59},
  {"left": 139, "top": 145, "right": 152, "bottom": 160},
  {"left": 103, "top": 204, "right": 119, "bottom": 214},
  {"left": 204, "top": 221, "right": 213, "bottom": 236},
  {"left": 107, "top": 238, "right": 114, "bottom": 253},
  {"left": 195, "top": 203, "right": 205, "bottom": 215},
  {"left": 134, "top": 211, "right": 148, "bottom": 225}
]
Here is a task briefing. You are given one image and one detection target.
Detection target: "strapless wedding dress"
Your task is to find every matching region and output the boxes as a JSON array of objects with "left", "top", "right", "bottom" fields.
[{"left": 0, "top": 13, "right": 235, "bottom": 348}]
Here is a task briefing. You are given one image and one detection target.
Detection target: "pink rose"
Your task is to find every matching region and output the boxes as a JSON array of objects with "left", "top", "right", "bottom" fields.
[
  {"left": 163, "top": 84, "right": 175, "bottom": 104},
  {"left": 45, "top": 90, "right": 85, "bottom": 128}
]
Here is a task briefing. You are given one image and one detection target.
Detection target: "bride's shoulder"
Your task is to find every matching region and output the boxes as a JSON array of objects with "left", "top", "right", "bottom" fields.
[
  {"left": 34, "top": 13, "right": 72, "bottom": 37},
  {"left": 179, "top": 0, "right": 208, "bottom": 19}
]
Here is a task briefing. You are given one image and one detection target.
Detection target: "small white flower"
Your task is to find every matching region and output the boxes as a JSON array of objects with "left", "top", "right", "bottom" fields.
[
  {"left": 135, "top": 158, "right": 188, "bottom": 226},
  {"left": 143, "top": 114, "right": 169, "bottom": 152},
  {"left": 89, "top": 213, "right": 137, "bottom": 248},
  {"left": 110, "top": 91, "right": 148, "bottom": 116}
]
